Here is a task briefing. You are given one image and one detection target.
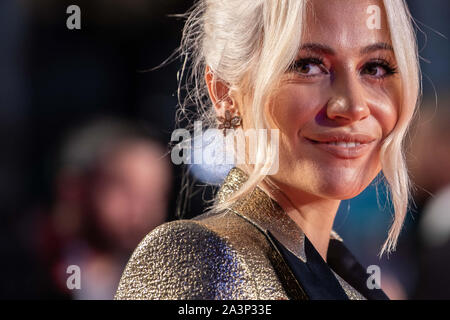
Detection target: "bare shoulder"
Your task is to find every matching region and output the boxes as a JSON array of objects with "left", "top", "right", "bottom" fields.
[{"left": 114, "top": 218, "right": 256, "bottom": 300}]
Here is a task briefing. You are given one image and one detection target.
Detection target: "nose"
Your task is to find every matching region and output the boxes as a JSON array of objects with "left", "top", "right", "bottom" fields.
[{"left": 326, "top": 75, "right": 370, "bottom": 124}]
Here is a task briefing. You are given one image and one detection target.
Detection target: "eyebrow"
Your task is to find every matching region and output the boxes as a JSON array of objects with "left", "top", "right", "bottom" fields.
[
  {"left": 299, "top": 43, "right": 335, "bottom": 55},
  {"left": 299, "top": 42, "right": 394, "bottom": 56},
  {"left": 359, "top": 42, "right": 394, "bottom": 54}
]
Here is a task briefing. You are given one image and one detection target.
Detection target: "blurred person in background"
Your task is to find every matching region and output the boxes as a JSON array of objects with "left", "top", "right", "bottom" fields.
[
  {"left": 407, "top": 96, "right": 450, "bottom": 299},
  {"left": 35, "top": 118, "right": 172, "bottom": 299}
]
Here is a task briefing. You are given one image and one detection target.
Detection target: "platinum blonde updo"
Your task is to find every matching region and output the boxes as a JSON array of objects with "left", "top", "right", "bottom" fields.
[{"left": 175, "top": 0, "right": 421, "bottom": 256}]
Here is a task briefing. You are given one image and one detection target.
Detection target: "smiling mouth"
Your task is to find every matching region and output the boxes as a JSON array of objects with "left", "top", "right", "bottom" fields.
[
  {"left": 308, "top": 140, "right": 363, "bottom": 147},
  {"left": 304, "top": 135, "right": 376, "bottom": 159}
]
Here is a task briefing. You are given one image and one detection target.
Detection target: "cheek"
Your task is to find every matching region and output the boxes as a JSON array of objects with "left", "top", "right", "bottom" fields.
[
  {"left": 374, "top": 103, "right": 397, "bottom": 138},
  {"left": 365, "top": 80, "right": 401, "bottom": 137},
  {"left": 268, "top": 83, "right": 326, "bottom": 139}
]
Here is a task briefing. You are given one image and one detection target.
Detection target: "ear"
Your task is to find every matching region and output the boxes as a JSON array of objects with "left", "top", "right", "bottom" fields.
[{"left": 205, "top": 66, "right": 234, "bottom": 117}]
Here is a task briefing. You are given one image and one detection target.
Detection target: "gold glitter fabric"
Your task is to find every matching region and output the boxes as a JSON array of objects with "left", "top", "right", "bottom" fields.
[{"left": 115, "top": 167, "right": 365, "bottom": 300}]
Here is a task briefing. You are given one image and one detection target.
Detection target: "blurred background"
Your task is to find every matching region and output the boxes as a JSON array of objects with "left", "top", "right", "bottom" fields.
[{"left": 0, "top": 0, "right": 448, "bottom": 299}]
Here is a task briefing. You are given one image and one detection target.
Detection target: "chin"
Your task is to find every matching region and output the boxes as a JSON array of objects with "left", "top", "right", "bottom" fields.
[
  {"left": 322, "top": 186, "right": 365, "bottom": 200},
  {"left": 313, "top": 174, "right": 371, "bottom": 200},
  {"left": 273, "top": 159, "right": 379, "bottom": 201},
  {"left": 313, "top": 159, "right": 380, "bottom": 197},
  {"left": 277, "top": 174, "right": 367, "bottom": 202}
]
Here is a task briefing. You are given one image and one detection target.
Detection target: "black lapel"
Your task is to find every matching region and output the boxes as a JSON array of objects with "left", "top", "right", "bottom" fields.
[
  {"left": 327, "top": 239, "right": 389, "bottom": 300},
  {"left": 268, "top": 231, "right": 349, "bottom": 300}
]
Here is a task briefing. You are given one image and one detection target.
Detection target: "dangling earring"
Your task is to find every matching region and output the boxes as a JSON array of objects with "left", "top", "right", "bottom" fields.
[{"left": 217, "top": 109, "right": 242, "bottom": 135}]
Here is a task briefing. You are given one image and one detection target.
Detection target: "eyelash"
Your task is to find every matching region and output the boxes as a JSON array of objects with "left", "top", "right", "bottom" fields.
[
  {"left": 362, "top": 59, "right": 398, "bottom": 78},
  {"left": 289, "top": 56, "right": 398, "bottom": 79},
  {"left": 289, "top": 57, "right": 327, "bottom": 78}
]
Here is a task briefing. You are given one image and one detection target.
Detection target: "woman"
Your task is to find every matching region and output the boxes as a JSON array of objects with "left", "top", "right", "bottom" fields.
[{"left": 115, "top": 0, "right": 420, "bottom": 300}]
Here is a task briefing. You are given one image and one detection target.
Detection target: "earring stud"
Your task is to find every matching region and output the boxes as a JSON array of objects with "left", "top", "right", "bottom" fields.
[{"left": 217, "top": 110, "right": 242, "bottom": 135}]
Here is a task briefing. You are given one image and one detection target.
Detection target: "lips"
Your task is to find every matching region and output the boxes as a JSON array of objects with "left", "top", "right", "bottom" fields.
[{"left": 303, "top": 132, "right": 377, "bottom": 159}]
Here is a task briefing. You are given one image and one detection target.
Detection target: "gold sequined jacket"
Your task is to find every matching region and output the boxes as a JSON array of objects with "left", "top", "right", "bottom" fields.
[{"left": 115, "top": 167, "right": 369, "bottom": 300}]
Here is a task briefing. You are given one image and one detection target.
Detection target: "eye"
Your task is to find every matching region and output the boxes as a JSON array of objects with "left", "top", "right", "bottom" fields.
[
  {"left": 290, "top": 58, "right": 328, "bottom": 77},
  {"left": 361, "top": 60, "right": 398, "bottom": 78}
]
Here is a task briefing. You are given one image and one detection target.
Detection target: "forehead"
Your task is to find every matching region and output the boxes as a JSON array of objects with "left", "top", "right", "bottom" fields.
[{"left": 303, "top": 0, "right": 391, "bottom": 49}]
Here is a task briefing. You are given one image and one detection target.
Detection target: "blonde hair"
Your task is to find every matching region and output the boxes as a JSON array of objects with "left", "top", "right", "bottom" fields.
[{"left": 176, "top": 0, "right": 421, "bottom": 256}]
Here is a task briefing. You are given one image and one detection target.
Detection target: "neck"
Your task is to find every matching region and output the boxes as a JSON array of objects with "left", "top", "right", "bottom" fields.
[{"left": 260, "top": 181, "right": 340, "bottom": 262}]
